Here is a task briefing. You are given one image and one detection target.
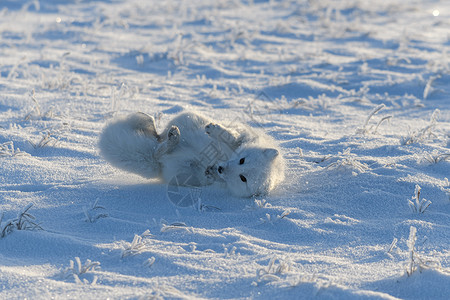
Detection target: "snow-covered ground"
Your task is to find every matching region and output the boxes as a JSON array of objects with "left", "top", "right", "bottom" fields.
[{"left": 1, "top": 0, "right": 449, "bottom": 299}]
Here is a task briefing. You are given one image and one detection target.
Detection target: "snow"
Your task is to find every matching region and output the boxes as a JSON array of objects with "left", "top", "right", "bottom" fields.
[{"left": 0, "top": 0, "right": 449, "bottom": 299}]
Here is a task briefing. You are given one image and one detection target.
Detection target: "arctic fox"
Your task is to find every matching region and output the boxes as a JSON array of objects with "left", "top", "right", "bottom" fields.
[{"left": 99, "top": 112, "right": 284, "bottom": 197}]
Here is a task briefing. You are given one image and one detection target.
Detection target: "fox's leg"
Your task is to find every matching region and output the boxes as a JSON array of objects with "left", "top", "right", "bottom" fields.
[
  {"left": 154, "top": 125, "right": 180, "bottom": 159},
  {"left": 205, "top": 123, "right": 243, "bottom": 150},
  {"left": 99, "top": 112, "right": 162, "bottom": 179},
  {"left": 129, "top": 112, "right": 180, "bottom": 159},
  {"left": 129, "top": 112, "right": 160, "bottom": 139}
]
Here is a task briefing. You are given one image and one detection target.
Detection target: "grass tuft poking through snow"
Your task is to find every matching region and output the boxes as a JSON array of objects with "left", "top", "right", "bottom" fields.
[
  {"left": 160, "top": 222, "right": 189, "bottom": 233},
  {"left": 253, "top": 257, "right": 292, "bottom": 286},
  {"left": 421, "top": 151, "right": 450, "bottom": 164},
  {"left": 59, "top": 257, "right": 101, "bottom": 285},
  {"left": 405, "top": 226, "right": 442, "bottom": 277},
  {"left": 83, "top": 199, "right": 108, "bottom": 223},
  {"left": 401, "top": 109, "right": 440, "bottom": 145},
  {"left": 0, "top": 204, "right": 42, "bottom": 238},
  {"left": 325, "top": 148, "right": 368, "bottom": 173},
  {"left": 0, "top": 141, "right": 29, "bottom": 157},
  {"left": 24, "top": 89, "right": 55, "bottom": 121},
  {"left": 357, "top": 104, "right": 392, "bottom": 135},
  {"left": 121, "top": 230, "right": 153, "bottom": 258},
  {"left": 408, "top": 185, "right": 432, "bottom": 214},
  {"left": 28, "top": 131, "right": 59, "bottom": 149}
]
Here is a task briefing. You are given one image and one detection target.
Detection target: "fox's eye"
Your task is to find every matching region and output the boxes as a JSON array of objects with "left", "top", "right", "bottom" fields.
[
  {"left": 239, "top": 158, "right": 245, "bottom": 165},
  {"left": 239, "top": 174, "right": 247, "bottom": 182}
]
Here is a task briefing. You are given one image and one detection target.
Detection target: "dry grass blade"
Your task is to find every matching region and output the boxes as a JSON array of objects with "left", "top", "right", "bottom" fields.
[
  {"left": 408, "top": 185, "right": 431, "bottom": 213},
  {"left": 160, "top": 222, "right": 189, "bottom": 233},
  {"left": 401, "top": 109, "right": 440, "bottom": 145},
  {"left": 0, "top": 204, "right": 42, "bottom": 238},
  {"left": 121, "top": 230, "right": 153, "bottom": 258},
  {"left": 0, "top": 142, "right": 29, "bottom": 157},
  {"left": 423, "top": 152, "right": 450, "bottom": 164},
  {"left": 28, "top": 132, "right": 58, "bottom": 149},
  {"left": 60, "top": 257, "right": 101, "bottom": 285},
  {"left": 84, "top": 199, "right": 108, "bottom": 223},
  {"left": 357, "top": 104, "right": 392, "bottom": 134}
]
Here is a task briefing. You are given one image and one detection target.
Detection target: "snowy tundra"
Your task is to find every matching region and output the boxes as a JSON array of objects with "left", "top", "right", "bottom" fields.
[{"left": 0, "top": 0, "right": 449, "bottom": 299}]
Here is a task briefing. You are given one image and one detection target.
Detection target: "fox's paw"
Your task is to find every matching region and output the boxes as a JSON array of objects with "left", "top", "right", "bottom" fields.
[
  {"left": 205, "top": 123, "right": 222, "bottom": 135},
  {"left": 206, "top": 123, "right": 237, "bottom": 145},
  {"left": 155, "top": 126, "right": 180, "bottom": 158},
  {"left": 167, "top": 125, "right": 180, "bottom": 144},
  {"left": 204, "top": 165, "right": 219, "bottom": 184}
]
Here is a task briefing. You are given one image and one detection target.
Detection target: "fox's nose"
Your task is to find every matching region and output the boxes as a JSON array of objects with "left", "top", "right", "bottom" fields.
[{"left": 218, "top": 166, "right": 224, "bottom": 174}]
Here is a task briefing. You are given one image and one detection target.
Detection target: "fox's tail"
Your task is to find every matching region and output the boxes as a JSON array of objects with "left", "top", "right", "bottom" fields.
[{"left": 99, "top": 113, "right": 160, "bottom": 178}]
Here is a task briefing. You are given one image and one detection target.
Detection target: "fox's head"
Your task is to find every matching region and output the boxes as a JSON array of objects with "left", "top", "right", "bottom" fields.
[{"left": 216, "top": 147, "right": 284, "bottom": 197}]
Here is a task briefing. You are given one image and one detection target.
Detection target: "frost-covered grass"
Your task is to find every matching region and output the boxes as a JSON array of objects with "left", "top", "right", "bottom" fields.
[
  {"left": 408, "top": 185, "right": 432, "bottom": 214},
  {"left": 59, "top": 257, "right": 101, "bottom": 285},
  {"left": 0, "top": 0, "right": 449, "bottom": 299},
  {"left": 405, "top": 226, "right": 442, "bottom": 277},
  {"left": 83, "top": 198, "right": 108, "bottom": 223},
  {"left": 0, "top": 204, "right": 42, "bottom": 238}
]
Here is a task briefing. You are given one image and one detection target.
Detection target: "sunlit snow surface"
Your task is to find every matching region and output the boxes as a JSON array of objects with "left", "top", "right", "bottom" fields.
[{"left": 0, "top": 0, "right": 449, "bottom": 299}]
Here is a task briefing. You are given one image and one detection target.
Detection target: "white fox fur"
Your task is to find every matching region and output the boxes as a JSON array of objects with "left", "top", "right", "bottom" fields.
[{"left": 99, "top": 112, "right": 285, "bottom": 197}]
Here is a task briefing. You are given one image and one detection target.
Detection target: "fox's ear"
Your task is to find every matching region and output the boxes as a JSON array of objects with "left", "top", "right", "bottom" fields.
[{"left": 263, "top": 148, "right": 279, "bottom": 160}]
